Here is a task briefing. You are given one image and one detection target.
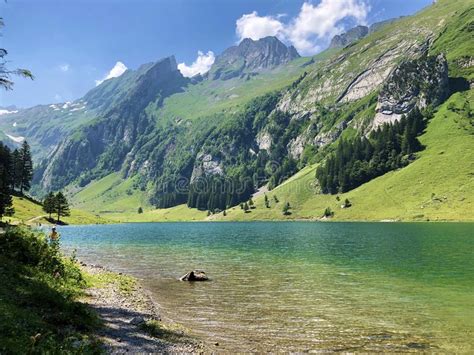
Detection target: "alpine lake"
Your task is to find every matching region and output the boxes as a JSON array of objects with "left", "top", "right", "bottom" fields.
[{"left": 59, "top": 222, "right": 473, "bottom": 352}]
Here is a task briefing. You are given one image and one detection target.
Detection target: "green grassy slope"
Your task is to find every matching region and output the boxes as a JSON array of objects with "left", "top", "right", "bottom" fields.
[
  {"left": 215, "top": 90, "right": 474, "bottom": 221},
  {"left": 1, "top": 196, "right": 108, "bottom": 225},
  {"left": 157, "top": 54, "right": 331, "bottom": 123},
  {"left": 70, "top": 172, "right": 149, "bottom": 214},
  {"left": 72, "top": 91, "right": 473, "bottom": 222}
]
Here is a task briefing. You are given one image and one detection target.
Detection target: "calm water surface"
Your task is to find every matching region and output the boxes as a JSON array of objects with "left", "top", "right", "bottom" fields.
[{"left": 59, "top": 222, "right": 473, "bottom": 352}]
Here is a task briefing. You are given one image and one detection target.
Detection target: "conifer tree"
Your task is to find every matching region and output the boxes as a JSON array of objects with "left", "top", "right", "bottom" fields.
[
  {"left": 0, "top": 143, "right": 14, "bottom": 218},
  {"left": 54, "top": 192, "right": 70, "bottom": 223},
  {"left": 17, "top": 141, "right": 33, "bottom": 194},
  {"left": 42, "top": 192, "right": 56, "bottom": 219}
]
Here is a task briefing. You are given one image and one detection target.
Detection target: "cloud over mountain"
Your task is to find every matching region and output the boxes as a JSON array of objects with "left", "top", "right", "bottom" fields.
[
  {"left": 235, "top": 0, "right": 370, "bottom": 55},
  {"left": 178, "top": 51, "right": 215, "bottom": 77},
  {"left": 95, "top": 61, "right": 128, "bottom": 86}
]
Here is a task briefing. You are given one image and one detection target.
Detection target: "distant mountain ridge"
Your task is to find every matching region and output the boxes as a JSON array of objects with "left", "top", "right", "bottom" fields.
[
  {"left": 209, "top": 36, "right": 300, "bottom": 80},
  {"left": 329, "top": 17, "right": 405, "bottom": 49}
]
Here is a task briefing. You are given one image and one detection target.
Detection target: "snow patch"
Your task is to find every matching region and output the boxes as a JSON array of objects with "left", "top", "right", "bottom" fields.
[
  {"left": 0, "top": 109, "right": 18, "bottom": 116},
  {"left": 6, "top": 133, "right": 25, "bottom": 143}
]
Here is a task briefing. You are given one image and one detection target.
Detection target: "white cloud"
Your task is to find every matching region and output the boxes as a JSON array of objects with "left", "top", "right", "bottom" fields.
[
  {"left": 236, "top": 11, "right": 285, "bottom": 42},
  {"left": 178, "top": 51, "right": 215, "bottom": 78},
  {"left": 235, "top": 0, "right": 370, "bottom": 55},
  {"left": 59, "top": 64, "right": 70, "bottom": 72},
  {"left": 95, "top": 61, "right": 128, "bottom": 86}
]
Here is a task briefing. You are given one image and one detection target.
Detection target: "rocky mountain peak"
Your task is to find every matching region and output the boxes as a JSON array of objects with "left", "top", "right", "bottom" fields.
[
  {"left": 329, "top": 25, "right": 369, "bottom": 49},
  {"left": 210, "top": 36, "right": 300, "bottom": 80}
]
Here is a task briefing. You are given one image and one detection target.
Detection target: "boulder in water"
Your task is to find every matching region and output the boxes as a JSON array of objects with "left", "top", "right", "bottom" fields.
[{"left": 180, "top": 270, "right": 209, "bottom": 281}]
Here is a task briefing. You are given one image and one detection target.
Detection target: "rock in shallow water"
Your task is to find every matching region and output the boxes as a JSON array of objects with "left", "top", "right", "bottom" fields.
[{"left": 180, "top": 270, "right": 209, "bottom": 281}]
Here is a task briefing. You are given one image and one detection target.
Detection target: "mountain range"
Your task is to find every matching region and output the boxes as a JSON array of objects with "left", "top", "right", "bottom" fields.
[{"left": 1, "top": 0, "right": 472, "bottom": 222}]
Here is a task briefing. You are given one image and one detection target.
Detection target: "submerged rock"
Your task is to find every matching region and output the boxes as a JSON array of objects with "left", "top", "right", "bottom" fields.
[{"left": 180, "top": 270, "right": 209, "bottom": 281}]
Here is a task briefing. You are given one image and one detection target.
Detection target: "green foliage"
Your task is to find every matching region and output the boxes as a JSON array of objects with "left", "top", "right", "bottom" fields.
[
  {"left": 42, "top": 191, "right": 56, "bottom": 219},
  {"left": 138, "top": 206, "right": 143, "bottom": 214},
  {"left": 282, "top": 202, "right": 291, "bottom": 215},
  {"left": 54, "top": 192, "right": 70, "bottom": 222},
  {"left": 0, "top": 227, "right": 100, "bottom": 353},
  {"left": 324, "top": 207, "right": 334, "bottom": 217},
  {"left": 316, "top": 108, "right": 427, "bottom": 194},
  {"left": 0, "top": 142, "right": 13, "bottom": 218}
]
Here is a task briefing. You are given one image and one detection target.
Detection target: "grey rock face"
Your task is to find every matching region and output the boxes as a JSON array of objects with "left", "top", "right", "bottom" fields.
[
  {"left": 329, "top": 26, "right": 369, "bottom": 49},
  {"left": 210, "top": 36, "right": 300, "bottom": 80},
  {"left": 373, "top": 54, "right": 449, "bottom": 128}
]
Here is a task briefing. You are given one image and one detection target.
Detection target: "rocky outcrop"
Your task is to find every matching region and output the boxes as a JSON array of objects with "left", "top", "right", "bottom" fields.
[
  {"left": 373, "top": 54, "right": 449, "bottom": 128},
  {"left": 210, "top": 37, "right": 300, "bottom": 80},
  {"left": 190, "top": 153, "right": 223, "bottom": 182},
  {"left": 329, "top": 26, "right": 369, "bottom": 49},
  {"left": 180, "top": 270, "right": 209, "bottom": 281}
]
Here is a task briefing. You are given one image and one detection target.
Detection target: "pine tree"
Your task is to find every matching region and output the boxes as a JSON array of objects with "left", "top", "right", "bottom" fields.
[
  {"left": 282, "top": 202, "right": 291, "bottom": 216},
  {"left": 0, "top": 143, "right": 14, "bottom": 219},
  {"left": 42, "top": 192, "right": 56, "bottom": 220},
  {"left": 248, "top": 198, "right": 255, "bottom": 209},
  {"left": 54, "top": 192, "right": 70, "bottom": 223},
  {"left": 18, "top": 141, "right": 33, "bottom": 194},
  {"left": 243, "top": 202, "right": 250, "bottom": 213},
  {"left": 10, "top": 149, "right": 21, "bottom": 190}
]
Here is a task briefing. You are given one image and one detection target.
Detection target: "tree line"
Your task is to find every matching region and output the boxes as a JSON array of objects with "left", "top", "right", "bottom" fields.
[
  {"left": 316, "top": 108, "right": 428, "bottom": 194},
  {"left": 0, "top": 141, "right": 33, "bottom": 218}
]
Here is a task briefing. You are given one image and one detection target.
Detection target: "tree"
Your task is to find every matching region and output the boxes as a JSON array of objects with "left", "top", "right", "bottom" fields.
[
  {"left": 54, "top": 192, "right": 70, "bottom": 223},
  {"left": 16, "top": 141, "right": 33, "bottom": 194},
  {"left": 138, "top": 207, "right": 143, "bottom": 214},
  {"left": 273, "top": 195, "right": 279, "bottom": 203},
  {"left": 248, "top": 198, "right": 255, "bottom": 209},
  {"left": 282, "top": 202, "right": 291, "bottom": 216},
  {"left": 243, "top": 202, "right": 250, "bottom": 213},
  {"left": 0, "top": 143, "right": 13, "bottom": 218},
  {"left": 223, "top": 209, "right": 227, "bottom": 216},
  {"left": 264, "top": 194, "right": 270, "bottom": 208},
  {"left": 343, "top": 198, "right": 352, "bottom": 208},
  {"left": 323, "top": 207, "right": 334, "bottom": 218},
  {"left": 42, "top": 192, "right": 56, "bottom": 219}
]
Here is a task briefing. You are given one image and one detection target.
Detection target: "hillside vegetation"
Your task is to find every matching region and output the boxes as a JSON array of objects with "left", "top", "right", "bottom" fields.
[
  {"left": 0, "top": 227, "right": 100, "bottom": 352},
  {"left": 2, "top": 0, "right": 472, "bottom": 223},
  {"left": 1, "top": 196, "right": 108, "bottom": 225}
]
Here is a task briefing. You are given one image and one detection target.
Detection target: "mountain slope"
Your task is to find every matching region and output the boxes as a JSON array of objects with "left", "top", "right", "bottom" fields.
[
  {"left": 2, "top": 0, "right": 472, "bottom": 222},
  {"left": 209, "top": 36, "right": 300, "bottom": 80}
]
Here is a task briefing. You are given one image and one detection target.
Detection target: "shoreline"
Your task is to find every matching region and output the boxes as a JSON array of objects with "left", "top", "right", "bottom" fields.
[{"left": 80, "top": 263, "right": 204, "bottom": 353}]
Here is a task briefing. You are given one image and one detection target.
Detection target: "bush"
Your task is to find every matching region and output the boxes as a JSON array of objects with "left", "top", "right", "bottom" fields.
[{"left": 0, "top": 227, "right": 99, "bottom": 353}]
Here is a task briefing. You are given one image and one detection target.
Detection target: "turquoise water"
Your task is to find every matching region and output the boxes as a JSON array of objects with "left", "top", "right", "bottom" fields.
[{"left": 59, "top": 222, "right": 474, "bottom": 352}]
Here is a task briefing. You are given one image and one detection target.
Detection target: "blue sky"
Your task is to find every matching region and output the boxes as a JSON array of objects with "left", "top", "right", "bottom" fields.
[{"left": 0, "top": 0, "right": 432, "bottom": 108}]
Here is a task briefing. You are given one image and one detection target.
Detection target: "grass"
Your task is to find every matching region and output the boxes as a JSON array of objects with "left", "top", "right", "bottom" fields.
[
  {"left": 0, "top": 226, "right": 101, "bottom": 353},
  {"left": 1, "top": 195, "right": 109, "bottom": 225},
  {"left": 67, "top": 91, "right": 473, "bottom": 223},
  {"left": 84, "top": 270, "right": 137, "bottom": 296},
  {"left": 213, "top": 90, "right": 474, "bottom": 222},
  {"left": 102, "top": 204, "right": 207, "bottom": 223},
  {"left": 71, "top": 172, "right": 150, "bottom": 215}
]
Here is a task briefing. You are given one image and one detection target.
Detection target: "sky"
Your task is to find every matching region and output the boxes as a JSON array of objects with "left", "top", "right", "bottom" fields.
[{"left": 0, "top": 0, "right": 433, "bottom": 108}]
